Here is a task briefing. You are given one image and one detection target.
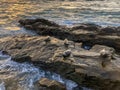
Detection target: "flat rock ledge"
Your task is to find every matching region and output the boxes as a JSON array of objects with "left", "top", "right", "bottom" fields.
[{"left": 0, "top": 35, "right": 120, "bottom": 90}]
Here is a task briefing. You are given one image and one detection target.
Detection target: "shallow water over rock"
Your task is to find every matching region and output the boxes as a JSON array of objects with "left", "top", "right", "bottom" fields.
[{"left": 0, "top": 51, "right": 92, "bottom": 90}]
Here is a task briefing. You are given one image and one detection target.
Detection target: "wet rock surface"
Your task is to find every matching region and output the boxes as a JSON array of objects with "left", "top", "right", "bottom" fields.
[
  {"left": 0, "top": 34, "right": 120, "bottom": 90},
  {"left": 19, "top": 18, "right": 120, "bottom": 52}
]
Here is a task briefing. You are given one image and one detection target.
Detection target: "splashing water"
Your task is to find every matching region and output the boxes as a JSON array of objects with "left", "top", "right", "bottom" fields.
[
  {"left": 0, "top": 79, "right": 5, "bottom": 90},
  {"left": 0, "top": 51, "right": 92, "bottom": 90}
]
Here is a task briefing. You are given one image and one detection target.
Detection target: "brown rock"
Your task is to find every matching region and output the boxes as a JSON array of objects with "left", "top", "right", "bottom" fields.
[{"left": 37, "top": 78, "right": 66, "bottom": 90}]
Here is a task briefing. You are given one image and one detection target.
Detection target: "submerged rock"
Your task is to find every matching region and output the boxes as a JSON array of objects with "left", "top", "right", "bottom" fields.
[{"left": 0, "top": 35, "right": 120, "bottom": 90}]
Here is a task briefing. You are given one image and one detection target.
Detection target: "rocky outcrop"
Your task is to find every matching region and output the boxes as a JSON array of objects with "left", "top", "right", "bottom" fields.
[
  {"left": 19, "top": 18, "right": 120, "bottom": 52},
  {"left": 0, "top": 35, "right": 120, "bottom": 90},
  {"left": 35, "top": 78, "right": 66, "bottom": 90}
]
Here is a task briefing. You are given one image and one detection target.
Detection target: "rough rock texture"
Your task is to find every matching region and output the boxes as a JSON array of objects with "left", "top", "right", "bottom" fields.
[
  {"left": 0, "top": 35, "right": 120, "bottom": 90},
  {"left": 35, "top": 78, "right": 66, "bottom": 90},
  {"left": 19, "top": 18, "right": 120, "bottom": 52}
]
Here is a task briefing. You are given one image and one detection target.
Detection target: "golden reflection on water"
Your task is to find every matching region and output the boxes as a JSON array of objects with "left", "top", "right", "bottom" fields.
[
  {"left": 9, "top": 4, "right": 28, "bottom": 18},
  {"left": 4, "top": 4, "right": 27, "bottom": 30},
  {"left": 0, "top": 0, "right": 61, "bottom": 31},
  {"left": 0, "top": 0, "right": 33, "bottom": 30},
  {"left": 0, "top": 0, "right": 120, "bottom": 31}
]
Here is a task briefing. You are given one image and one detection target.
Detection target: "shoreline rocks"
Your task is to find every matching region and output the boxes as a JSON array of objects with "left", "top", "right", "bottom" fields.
[
  {"left": 0, "top": 35, "right": 120, "bottom": 90},
  {"left": 19, "top": 18, "right": 120, "bottom": 52},
  {"left": 0, "top": 18, "right": 120, "bottom": 90}
]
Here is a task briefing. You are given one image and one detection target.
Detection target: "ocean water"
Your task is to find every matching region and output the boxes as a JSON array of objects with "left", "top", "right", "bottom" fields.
[{"left": 0, "top": 0, "right": 120, "bottom": 36}]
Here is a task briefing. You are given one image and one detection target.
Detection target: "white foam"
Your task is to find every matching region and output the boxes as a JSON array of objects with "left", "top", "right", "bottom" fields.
[{"left": 0, "top": 80, "right": 5, "bottom": 90}]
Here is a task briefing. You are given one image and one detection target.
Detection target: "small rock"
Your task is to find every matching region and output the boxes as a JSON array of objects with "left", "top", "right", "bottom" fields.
[
  {"left": 62, "top": 50, "right": 71, "bottom": 59},
  {"left": 44, "top": 36, "right": 51, "bottom": 44},
  {"left": 38, "top": 78, "right": 66, "bottom": 90},
  {"left": 100, "top": 49, "right": 113, "bottom": 67},
  {"left": 100, "top": 49, "right": 113, "bottom": 60},
  {"left": 64, "top": 39, "right": 69, "bottom": 48}
]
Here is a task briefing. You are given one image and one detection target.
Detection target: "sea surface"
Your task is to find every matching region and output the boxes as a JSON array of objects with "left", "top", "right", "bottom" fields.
[{"left": 0, "top": 0, "right": 120, "bottom": 36}]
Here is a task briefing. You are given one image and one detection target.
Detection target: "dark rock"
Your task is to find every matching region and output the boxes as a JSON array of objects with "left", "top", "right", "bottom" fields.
[
  {"left": 72, "top": 23, "right": 101, "bottom": 31},
  {"left": 12, "top": 54, "right": 31, "bottom": 63},
  {"left": 19, "top": 18, "right": 120, "bottom": 52},
  {"left": 72, "top": 86, "right": 84, "bottom": 90},
  {"left": 19, "top": 18, "right": 60, "bottom": 27},
  {"left": 34, "top": 18, "right": 60, "bottom": 27},
  {"left": 44, "top": 36, "right": 51, "bottom": 44},
  {"left": 2, "top": 50, "right": 8, "bottom": 55},
  {"left": 100, "top": 27, "right": 119, "bottom": 35},
  {"left": 62, "top": 50, "right": 71, "bottom": 59},
  {"left": 19, "top": 19, "right": 36, "bottom": 25}
]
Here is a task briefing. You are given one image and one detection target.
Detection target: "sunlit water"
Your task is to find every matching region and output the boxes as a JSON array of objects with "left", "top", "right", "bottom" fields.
[
  {"left": 0, "top": 0, "right": 120, "bottom": 36},
  {"left": 0, "top": 51, "right": 92, "bottom": 90}
]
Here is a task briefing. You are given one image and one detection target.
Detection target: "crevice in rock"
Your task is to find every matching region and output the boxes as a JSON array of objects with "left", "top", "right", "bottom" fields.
[{"left": 81, "top": 41, "right": 94, "bottom": 50}]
